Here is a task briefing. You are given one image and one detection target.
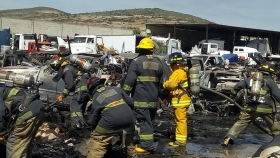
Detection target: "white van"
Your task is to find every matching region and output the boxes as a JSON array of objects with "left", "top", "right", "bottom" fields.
[{"left": 233, "top": 46, "right": 260, "bottom": 65}]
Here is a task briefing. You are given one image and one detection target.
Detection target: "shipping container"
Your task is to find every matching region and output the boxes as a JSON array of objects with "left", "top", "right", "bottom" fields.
[{"left": 0, "top": 28, "right": 11, "bottom": 47}]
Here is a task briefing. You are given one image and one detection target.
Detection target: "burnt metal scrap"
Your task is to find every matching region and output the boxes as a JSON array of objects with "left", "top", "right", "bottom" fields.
[
  {"left": 188, "top": 53, "right": 280, "bottom": 116},
  {"left": 0, "top": 51, "right": 278, "bottom": 117},
  {"left": 0, "top": 51, "right": 266, "bottom": 116},
  {"left": 0, "top": 51, "right": 279, "bottom": 157}
]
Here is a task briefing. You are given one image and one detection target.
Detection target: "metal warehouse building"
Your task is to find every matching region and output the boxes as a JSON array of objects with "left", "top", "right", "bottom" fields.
[{"left": 146, "top": 23, "right": 280, "bottom": 55}]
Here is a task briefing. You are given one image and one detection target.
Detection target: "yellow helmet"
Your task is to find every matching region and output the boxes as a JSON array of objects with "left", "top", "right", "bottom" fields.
[{"left": 136, "top": 37, "right": 154, "bottom": 49}]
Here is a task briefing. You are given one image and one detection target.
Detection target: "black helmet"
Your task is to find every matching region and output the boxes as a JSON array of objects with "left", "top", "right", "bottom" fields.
[
  {"left": 87, "top": 77, "right": 106, "bottom": 95},
  {"left": 49, "top": 56, "right": 63, "bottom": 71},
  {"left": 257, "top": 64, "right": 275, "bottom": 74},
  {"left": 169, "top": 52, "right": 184, "bottom": 64}
]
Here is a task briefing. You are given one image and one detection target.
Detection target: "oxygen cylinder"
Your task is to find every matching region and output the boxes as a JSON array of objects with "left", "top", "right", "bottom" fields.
[
  {"left": 260, "top": 146, "right": 280, "bottom": 158},
  {"left": 250, "top": 72, "right": 263, "bottom": 98},
  {"left": 0, "top": 70, "right": 35, "bottom": 87},
  {"left": 189, "top": 67, "right": 200, "bottom": 96},
  {"left": 69, "top": 55, "right": 93, "bottom": 71}
]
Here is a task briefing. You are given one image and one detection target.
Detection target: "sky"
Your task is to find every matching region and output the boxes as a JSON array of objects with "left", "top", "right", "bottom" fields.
[{"left": 0, "top": 0, "right": 279, "bottom": 31}]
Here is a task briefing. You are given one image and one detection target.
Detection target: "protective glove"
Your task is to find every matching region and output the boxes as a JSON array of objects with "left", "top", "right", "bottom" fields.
[
  {"left": 57, "top": 95, "right": 64, "bottom": 102},
  {"left": 57, "top": 94, "right": 66, "bottom": 102},
  {"left": 71, "top": 112, "right": 86, "bottom": 129},
  {"left": 56, "top": 92, "right": 67, "bottom": 102},
  {"left": 62, "top": 89, "right": 69, "bottom": 97}
]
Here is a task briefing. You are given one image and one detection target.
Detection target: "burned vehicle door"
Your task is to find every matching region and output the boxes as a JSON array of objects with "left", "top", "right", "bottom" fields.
[
  {"left": 217, "top": 56, "right": 224, "bottom": 65},
  {"left": 205, "top": 57, "right": 216, "bottom": 66}
]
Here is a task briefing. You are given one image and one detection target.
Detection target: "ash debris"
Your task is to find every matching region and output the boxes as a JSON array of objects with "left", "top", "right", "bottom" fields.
[{"left": 26, "top": 109, "right": 273, "bottom": 158}]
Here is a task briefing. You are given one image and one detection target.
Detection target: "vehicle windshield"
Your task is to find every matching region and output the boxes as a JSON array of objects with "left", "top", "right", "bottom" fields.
[
  {"left": 193, "top": 56, "right": 208, "bottom": 63},
  {"left": 202, "top": 44, "right": 208, "bottom": 49},
  {"left": 72, "top": 37, "right": 87, "bottom": 43},
  {"left": 171, "top": 40, "right": 179, "bottom": 49}
]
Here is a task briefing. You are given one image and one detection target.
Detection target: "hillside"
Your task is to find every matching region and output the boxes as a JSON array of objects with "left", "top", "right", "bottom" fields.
[{"left": 0, "top": 7, "right": 213, "bottom": 30}]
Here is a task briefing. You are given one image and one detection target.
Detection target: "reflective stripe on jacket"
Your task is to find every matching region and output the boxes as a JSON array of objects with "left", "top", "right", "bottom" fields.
[
  {"left": 163, "top": 66, "right": 191, "bottom": 107},
  {"left": 243, "top": 105, "right": 273, "bottom": 113},
  {"left": 7, "top": 88, "right": 20, "bottom": 100},
  {"left": 122, "top": 55, "right": 163, "bottom": 108},
  {"left": 90, "top": 86, "right": 135, "bottom": 135},
  {"left": 4, "top": 88, "right": 20, "bottom": 110}
]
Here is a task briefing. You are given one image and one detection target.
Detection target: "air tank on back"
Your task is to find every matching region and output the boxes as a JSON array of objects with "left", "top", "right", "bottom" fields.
[
  {"left": 189, "top": 67, "right": 200, "bottom": 96},
  {"left": 250, "top": 72, "right": 263, "bottom": 100},
  {"left": 0, "top": 70, "right": 35, "bottom": 87},
  {"left": 69, "top": 55, "right": 93, "bottom": 72},
  {"left": 0, "top": 65, "right": 68, "bottom": 104}
]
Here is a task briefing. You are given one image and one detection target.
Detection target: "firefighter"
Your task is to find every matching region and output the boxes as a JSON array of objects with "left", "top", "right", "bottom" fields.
[
  {"left": 50, "top": 55, "right": 91, "bottom": 128},
  {"left": 163, "top": 52, "right": 190, "bottom": 147},
  {"left": 86, "top": 77, "right": 137, "bottom": 158},
  {"left": 222, "top": 64, "right": 280, "bottom": 146},
  {"left": 122, "top": 37, "right": 163, "bottom": 153},
  {"left": 0, "top": 76, "right": 45, "bottom": 157}
]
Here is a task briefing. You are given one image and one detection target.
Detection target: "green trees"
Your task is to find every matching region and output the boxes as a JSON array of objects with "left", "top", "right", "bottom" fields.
[{"left": 132, "top": 28, "right": 141, "bottom": 35}]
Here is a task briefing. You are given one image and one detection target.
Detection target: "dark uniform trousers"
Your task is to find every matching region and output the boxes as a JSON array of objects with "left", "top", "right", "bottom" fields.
[
  {"left": 135, "top": 108, "right": 157, "bottom": 148},
  {"left": 122, "top": 55, "right": 163, "bottom": 149},
  {"left": 86, "top": 86, "right": 138, "bottom": 158},
  {"left": 226, "top": 110, "right": 280, "bottom": 142},
  {"left": 6, "top": 99, "right": 45, "bottom": 158},
  {"left": 87, "top": 132, "right": 137, "bottom": 158}
]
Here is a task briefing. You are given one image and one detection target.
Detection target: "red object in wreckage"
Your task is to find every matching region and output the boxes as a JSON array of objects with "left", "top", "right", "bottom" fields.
[
  {"left": 238, "top": 56, "right": 245, "bottom": 60},
  {"left": 27, "top": 41, "right": 52, "bottom": 55}
]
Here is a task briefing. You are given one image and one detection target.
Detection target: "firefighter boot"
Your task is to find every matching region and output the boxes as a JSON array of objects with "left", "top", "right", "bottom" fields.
[
  {"left": 135, "top": 144, "right": 155, "bottom": 154},
  {"left": 221, "top": 137, "right": 233, "bottom": 146},
  {"left": 169, "top": 141, "right": 186, "bottom": 147},
  {"left": 168, "top": 135, "right": 186, "bottom": 147}
]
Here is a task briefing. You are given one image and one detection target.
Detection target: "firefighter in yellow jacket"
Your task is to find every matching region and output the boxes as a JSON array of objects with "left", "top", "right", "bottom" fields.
[{"left": 163, "top": 52, "right": 191, "bottom": 147}]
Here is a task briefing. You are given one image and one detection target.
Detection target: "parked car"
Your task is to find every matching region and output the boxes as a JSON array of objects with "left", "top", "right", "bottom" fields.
[{"left": 192, "top": 54, "right": 225, "bottom": 67}]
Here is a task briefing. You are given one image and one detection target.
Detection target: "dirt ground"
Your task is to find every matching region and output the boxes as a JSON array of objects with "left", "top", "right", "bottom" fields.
[{"left": 27, "top": 111, "right": 273, "bottom": 158}]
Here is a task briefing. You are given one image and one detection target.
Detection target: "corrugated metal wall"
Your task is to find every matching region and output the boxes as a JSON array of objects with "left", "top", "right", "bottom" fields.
[{"left": 147, "top": 25, "right": 238, "bottom": 52}]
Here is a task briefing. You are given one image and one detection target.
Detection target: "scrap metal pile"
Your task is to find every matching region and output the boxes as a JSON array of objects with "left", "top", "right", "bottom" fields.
[
  {"left": 189, "top": 54, "right": 280, "bottom": 116},
  {"left": 0, "top": 51, "right": 280, "bottom": 157}
]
